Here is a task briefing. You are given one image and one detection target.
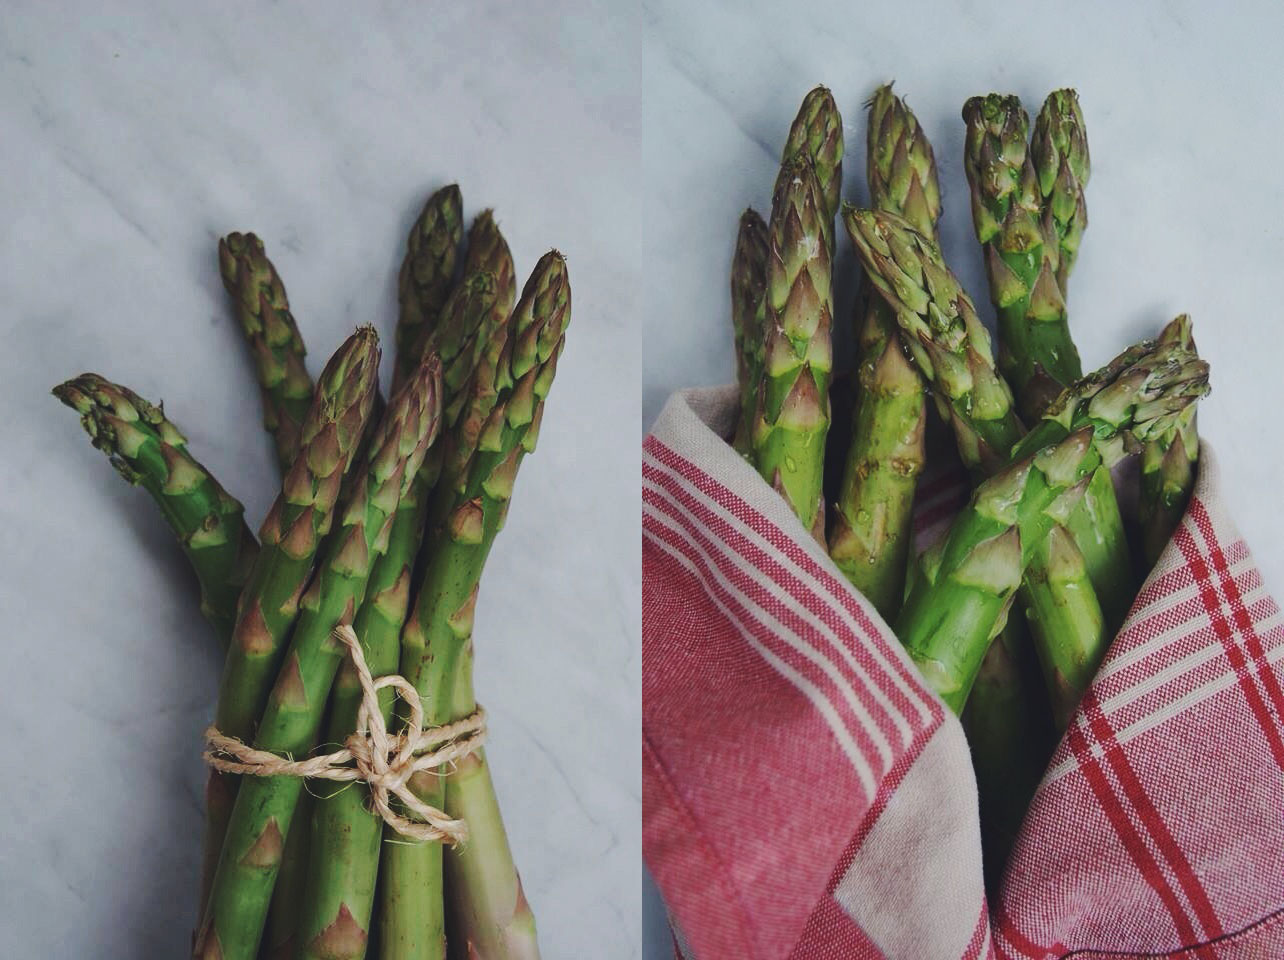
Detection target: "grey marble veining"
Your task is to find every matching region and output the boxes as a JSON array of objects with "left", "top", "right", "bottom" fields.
[
  {"left": 0, "top": 2, "right": 639, "bottom": 957},
  {"left": 641, "top": 1, "right": 1284, "bottom": 954}
]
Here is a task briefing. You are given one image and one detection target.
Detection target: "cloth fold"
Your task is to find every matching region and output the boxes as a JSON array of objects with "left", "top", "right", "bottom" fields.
[{"left": 642, "top": 386, "right": 1284, "bottom": 960}]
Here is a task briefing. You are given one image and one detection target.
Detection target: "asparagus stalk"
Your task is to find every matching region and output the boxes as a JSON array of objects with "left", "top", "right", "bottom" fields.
[
  {"left": 380, "top": 251, "right": 569, "bottom": 960},
  {"left": 961, "top": 95, "right": 1079, "bottom": 420},
  {"left": 842, "top": 207, "right": 1022, "bottom": 474},
  {"left": 846, "top": 208, "right": 1211, "bottom": 703},
  {"left": 52, "top": 375, "right": 258, "bottom": 647},
  {"left": 218, "top": 233, "right": 315, "bottom": 471},
  {"left": 194, "top": 356, "right": 442, "bottom": 960},
  {"left": 1025, "top": 88, "right": 1135, "bottom": 630},
  {"left": 1139, "top": 315, "right": 1199, "bottom": 567},
  {"left": 781, "top": 85, "right": 844, "bottom": 248},
  {"left": 898, "top": 341, "right": 1208, "bottom": 711},
  {"left": 441, "top": 252, "right": 569, "bottom": 960},
  {"left": 962, "top": 612, "right": 1053, "bottom": 891},
  {"left": 260, "top": 790, "right": 313, "bottom": 959},
  {"left": 750, "top": 155, "right": 833, "bottom": 539},
  {"left": 299, "top": 241, "right": 513, "bottom": 960},
  {"left": 433, "top": 212, "right": 517, "bottom": 431},
  {"left": 730, "top": 208, "right": 769, "bottom": 457},
  {"left": 1030, "top": 89, "right": 1090, "bottom": 294},
  {"left": 197, "top": 328, "right": 381, "bottom": 917},
  {"left": 395, "top": 185, "right": 464, "bottom": 387},
  {"left": 829, "top": 85, "right": 934, "bottom": 618}
]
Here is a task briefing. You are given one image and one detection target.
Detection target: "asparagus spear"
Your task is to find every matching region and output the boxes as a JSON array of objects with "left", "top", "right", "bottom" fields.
[
  {"left": 299, "top": 245, "right": 513, "bottom": 960},
  {"left": 842, "top": 207, "right": 1021, "bottom": 474},
  {"left": 260, "top": 790, "right": 313, "bottom": 959},
  {"left": 441, "top": 252, "right": 569, "bottom": 960},
  {"left": 395, "top": 185, "right": 464, "bottom": 387},
  {"left": 730, "top": 208, "right": 769, "bottom": 457},
  {"left": 1030, "top": 89, "right": 1090, "bottom": 294},
  {"left": 52, "top": 375, "right": 258, "bottom": 646},
  {"left": 194, "top": 356, "right": 442, "bottom": 960},
  {"left": 963, "top": 612, "right": 1053, "bottom": 892},
  {"left": 845, "top": 209, "right": 1210, "bottom": 699},
  {"left": 961, "top": 94, "right": 1080, "bottom": 420},
  {"left": 1025, "top": 88, "right": 1135, "bottom": 630},
  {"left": 781, "top": 85, "right": 844, "bottom": 248},
  {"left": 829, "top": 85, "right": 935, "bottom": 618},
  {"left": 751, "top": 155, "right": 833, "bottom": 539},
  {"left": 380, "top": 251, "right": 569, "bottom": 960},
  {"left": 898, "top": 341, "right": 1208, "bottom": 711},
  {"left": 1139, "top": 315, "right": 1199, "bottom": 567},
  {"left": 961, "top": 87, "right": 1104, "bottom": 844},
  {"left": 401, "top": 212, "right": 517, "bottom": 431},
  {"left": 197, "top": 328, "right": 381, "bottom": 916},
  {"left": 218, "top": 232, "right": 315, "bottom": 471}
]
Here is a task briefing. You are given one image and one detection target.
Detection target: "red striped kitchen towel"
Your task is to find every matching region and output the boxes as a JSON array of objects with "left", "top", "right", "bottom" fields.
[{"left": 642, "top": 385, "right": 1284, "bottom": 960}]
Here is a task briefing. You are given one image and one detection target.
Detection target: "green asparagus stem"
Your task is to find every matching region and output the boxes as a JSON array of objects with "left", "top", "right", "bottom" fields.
[
  {"left": 730, "top": 208, "right": 770, "bottom": 457},
  {"left": 297, "top": 480, "right": 429, "bottom": 960},
  {"left": 848, "top": 207, "right": 1210, "bottom": 708},
  {"left": 962, "top": 612, "right": 1053, "bottom": 891},
  {"left": 1139, "top": 315, "right": 1199, "bottom": 567},
  {"left": 260, "top": 790, "right": 312, "bottom": 959},
  {"left": 197, "top": 328, "right": 381, "bottom": 921},
  {"left": 395, "top": 185, "right": 464, "bottom": 387},
  {"left": 218, "top": 233, "right": 315, "bottom": 471},
  {"left": 299, "top": 243, "right": 513, "bottom": 960},
  {"left": 1005, "top": 339, "right": 1210, "bottom": 715},
  {"left": 898, "top": 340, "right": 1207, "bottom": 714},
  {"left": 194, "top": 355, "right": 442, "bottom": 960},
  {"left": 381, "top": 251, "right": 568, "bottom": 960},
  {"left": 962, "top": 95, "right": 1080, "bottom": 421},
  {"left": 402, "top": 210, "right": 517, "bottom": 443},
  {"left": 845, "top": 206, "right": 1121, "bottom": 638},
  {"left": 1026, "top": 87, "right": 1134, "bottom": 630},
  {"left": 751, "top": 156, "right": 833, "bottom": 539},
  {"left": 1030, "top": 89, "right": 1090, "bottom": 294},
  {"left": 781, "top": 85, "right": 844, "bottom": 248},
  {"left": 441, "top": 253, "right": 569, "bottom": 960},
  {"left": 866, "top": 84, "right": 941, "bottom": 234},
  {"left": 897, "top": 428, "right": 1099, "bottom": 712},
  {"left": 842, "top": 207, "right": 1021, "bottom": 475},
  {"left": 53, "top": 375, "right": 258, "bottom": 647},
  {"left": 435, "top": 212, "right": 517, "bottom": 432},
  {"left": 829, "top": 85, "right": 935, "bottom": 618}
]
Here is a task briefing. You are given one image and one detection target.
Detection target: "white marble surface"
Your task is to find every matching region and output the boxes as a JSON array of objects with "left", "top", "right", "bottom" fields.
[
  {"left": 0, "top": 3, "right": 639, "bottom": 956},
  {"left": 641, "top": 0, "right": 1284, "bottom": 954}
]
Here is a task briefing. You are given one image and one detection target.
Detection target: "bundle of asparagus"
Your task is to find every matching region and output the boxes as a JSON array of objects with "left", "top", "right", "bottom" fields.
[
  {"left": 55, "top": 185, "right": 571, "bottom": 959},
  {"left": 729, "top": 85, "right": 1207, "bottom": 881}
]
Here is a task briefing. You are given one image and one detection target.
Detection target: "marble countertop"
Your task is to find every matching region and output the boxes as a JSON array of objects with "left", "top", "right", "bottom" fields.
[
  {"left": 641, "top": 0, "right": 1284, "bottom": 953},
  {"left": 0, "top": 3, "right": 638, "bottom": 956}
]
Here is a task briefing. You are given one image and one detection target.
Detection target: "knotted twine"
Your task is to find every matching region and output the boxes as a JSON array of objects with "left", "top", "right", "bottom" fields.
[{"left": 203, "top": 624, "right": 486, "bottom": 845}]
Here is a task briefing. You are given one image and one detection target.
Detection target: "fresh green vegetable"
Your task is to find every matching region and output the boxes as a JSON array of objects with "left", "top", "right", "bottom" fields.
[
  {"left": 52, "top": 375, "right": 258, "bottom": 647},
  {"left": 196, "top": 327, "right": 381, "bottom": 922},
  {"left": 730, "top": 208, "right": 769, "bottom": 457},
  {"left": 394, "top": 185, "right": 464, "bottom": 388},
  {"left": 961, "top": 94, "right": 1079, "bottom": 421},
  {"left": 194, "top": 355, "right": 441, "bottom": 960},
  {"left": 1030, "top": 89, "right": 1090, "bottom": 294},
  {"left": 750, "top": 155, "right": 833, "bottom": 539},
  {"left": 218, "top": 232, "right": 315, "bottom": 471},
  {"left": 1139, "top": 315, "right": 1199, "bottom": 567},
  {"left": 829, "top": 84, "right": 934, "bottom": 618},
  {"left": 380, "top": 250, "right": 568, "bottom": 960},
  {"left": 781, "top": 85, "right": 844, "bottom": 248},
  {"left": 898, "top": 335, "right": 1208, "bottom": 712}
]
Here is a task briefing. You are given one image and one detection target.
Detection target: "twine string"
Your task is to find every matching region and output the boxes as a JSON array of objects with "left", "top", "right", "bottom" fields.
[{"left": 203, "top": 624, "right": 485, "bottom": 845}]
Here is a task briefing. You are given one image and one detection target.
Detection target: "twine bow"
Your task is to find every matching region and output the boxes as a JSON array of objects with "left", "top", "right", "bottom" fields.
[{"left": 203, "top": 624, "right": 486, "bottom": 845}]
